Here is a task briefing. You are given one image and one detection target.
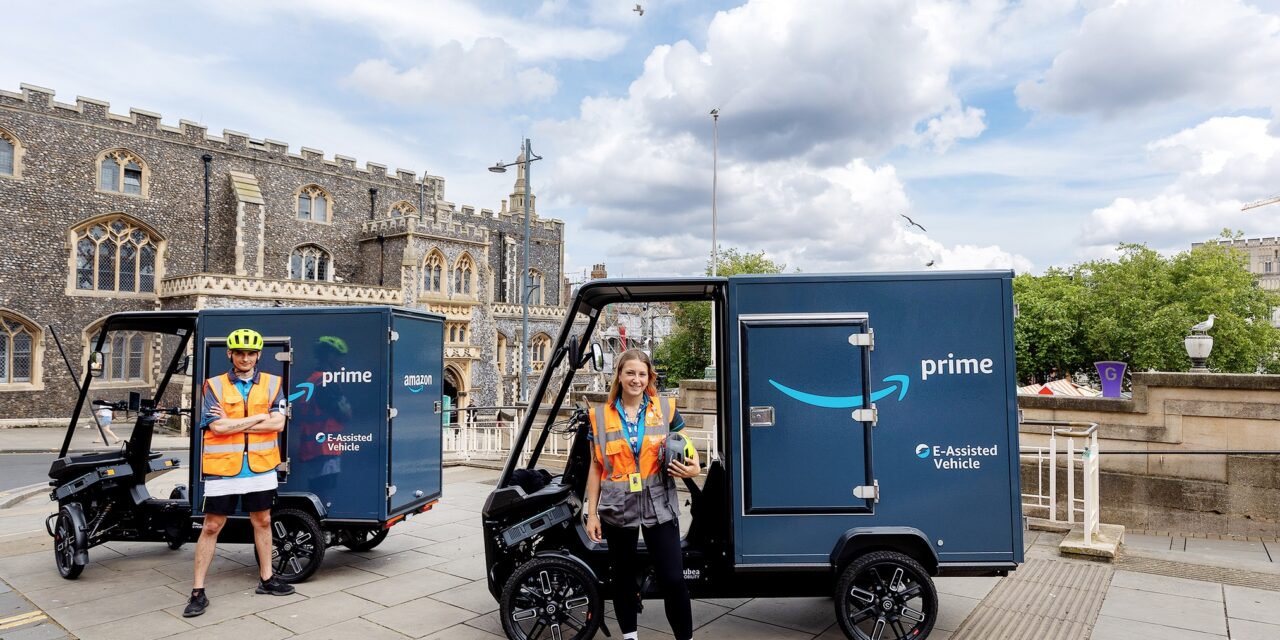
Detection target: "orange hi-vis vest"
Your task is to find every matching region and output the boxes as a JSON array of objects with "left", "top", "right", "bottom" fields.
[
  {"left": 202, "top": 372, "right": 283, "bottom": 477},
  {"left": 590, "top": 395, "right": 680, "bottom": 528}
]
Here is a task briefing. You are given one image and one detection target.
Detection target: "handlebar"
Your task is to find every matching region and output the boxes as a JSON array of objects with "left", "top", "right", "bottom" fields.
[{"left": 91, "top": 399, "right": 190, "bottom": 416}]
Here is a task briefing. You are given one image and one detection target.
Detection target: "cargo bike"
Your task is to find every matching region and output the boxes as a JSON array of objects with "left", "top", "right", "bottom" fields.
[
  {"left": 47, "top": 307, "right": 444, "bottom": 582},
  {"left": 482, "top": 272, "right": 1024, "bottom": 639}
]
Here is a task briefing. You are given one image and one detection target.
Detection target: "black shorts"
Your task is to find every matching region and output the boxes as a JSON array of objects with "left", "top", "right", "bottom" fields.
[{"left": 202, "top": 489, "right": 276, "bottom": 515}]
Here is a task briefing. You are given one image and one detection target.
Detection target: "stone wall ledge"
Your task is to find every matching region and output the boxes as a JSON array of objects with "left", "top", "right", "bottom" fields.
[{"left": 160, "top": 273, "right": 401, "bottom": 304}]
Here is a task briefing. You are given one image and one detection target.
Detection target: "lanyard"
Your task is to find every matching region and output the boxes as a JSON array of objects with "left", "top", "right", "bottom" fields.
[{"left": 615, "top": 396, "right": 648, "bottom": 458}]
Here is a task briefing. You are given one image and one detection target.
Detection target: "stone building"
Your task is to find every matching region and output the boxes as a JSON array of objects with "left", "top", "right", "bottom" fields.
[
  {"left": 1191, "top": 237, "right": 1280, "bottom": 326},
  {"left": 0, "top": 83, "right": 569, "bottom": 424}
]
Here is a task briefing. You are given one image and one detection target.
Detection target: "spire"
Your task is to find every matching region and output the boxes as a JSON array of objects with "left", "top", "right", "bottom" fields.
[{"left": 509, "top": 151, "right": 536, "bottom": 217}]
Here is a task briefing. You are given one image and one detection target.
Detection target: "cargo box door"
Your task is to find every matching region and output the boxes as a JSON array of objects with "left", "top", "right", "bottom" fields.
[
  {"left": 739, "top": 314, "right": 877, "bottom": 514},
  {"left": 387, "top": 314, "right": 443, "bottom": 513}
]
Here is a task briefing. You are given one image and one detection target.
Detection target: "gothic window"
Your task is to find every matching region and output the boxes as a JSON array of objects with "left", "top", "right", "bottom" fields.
[
  {"left": 71, "top": 216, "right": 161, "bottom": 294},
  {"left": 88, "top": 329, "right": 148, "bottom": 383},
  {"left": 0, "top": 128, "right": 21, "bottom": 178},
  {"left": 296, "top": 185, "right": 331, "bottom": 223},
  {"left": 453, "top": 253, "right": 475, "bottom": 296},
  {"left": 528, "top": 269, "right": 545, "bottom": 305},
  {"left": 423, "top": 250, "right": 445, "bottom": 294},
  {"left": 289, "top": 244, "right": 332, "bottom": 281},
  {"left": 390, "top": 200, "right": 417, "bottom": 218},
  {"left": 530, "top": 334, "right": 551, "bottom": 370},
  {"left": 0, "top": 312, "right": 38, "bottom": 386},
  {"left": 96, "top": 149, "right": 147, "bottom": 196}
]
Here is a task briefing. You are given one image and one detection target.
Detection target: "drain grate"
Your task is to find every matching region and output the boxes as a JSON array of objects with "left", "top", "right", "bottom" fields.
[
  {"left": 951, "top": 559, "right": 1112, "bottom": 640},
  {"left": 1114, "top": 554, "right": 1280, "bottom": 592}
]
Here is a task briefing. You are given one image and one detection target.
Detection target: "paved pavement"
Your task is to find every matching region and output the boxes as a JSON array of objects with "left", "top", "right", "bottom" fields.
[{"left": 1, "top": 422, "right": 1278, "bottom": 639}]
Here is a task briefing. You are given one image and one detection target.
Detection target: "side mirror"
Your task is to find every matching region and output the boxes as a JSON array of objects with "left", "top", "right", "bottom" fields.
[
  {"left": 88, "top": 352, "right": 105, "bottom": 378},
  {"left": 590, "top": 343, "right": 604, "bottom": 371}
]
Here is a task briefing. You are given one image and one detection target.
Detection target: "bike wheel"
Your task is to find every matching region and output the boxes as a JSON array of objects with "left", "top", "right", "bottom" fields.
[
  {"left": 270, "top": 508, "right": 325, "bottom": 583},
  {"left": 500, "top": 556, "right": 602, "bottom": 640},
  {"left": 342, "top": 528, "right": 389, "bottom": 552},
  {"left": 53, "top": 507, "right": 84, "bottom": 580},
  {"left": 834, "top": 550, "right": 937, "bottom": 640}
]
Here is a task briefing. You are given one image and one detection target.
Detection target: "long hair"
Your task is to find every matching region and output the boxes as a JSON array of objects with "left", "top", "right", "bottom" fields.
[{"left": 607, "top": 349, "right": 658, "bottom": 406}]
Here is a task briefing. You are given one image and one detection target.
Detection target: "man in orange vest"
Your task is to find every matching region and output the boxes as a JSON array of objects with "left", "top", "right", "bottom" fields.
[{"left": 185, "top": 328, "right": 293, "bottom": 618}]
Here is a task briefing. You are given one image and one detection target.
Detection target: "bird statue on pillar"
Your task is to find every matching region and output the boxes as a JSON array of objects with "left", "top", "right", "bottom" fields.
[{"left": 1190, "top": 314, "right": 1215, "bottom": 334}]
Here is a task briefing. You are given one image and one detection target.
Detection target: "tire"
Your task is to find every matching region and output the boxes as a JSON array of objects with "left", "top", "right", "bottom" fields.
[
  {"left": 53, "top": 507, "right": 84, "bottom": 580},
  {"left": 500, "top": 556, "right": 603, "bottom": 640},
  {"left": 834, "top": 550, "right": 937, "bottom": 640},
  {"left": 342, "top": 528, "right": 389, "bottom": 552},
  {"left": 270, "top": 508, "right": 326, "bottom": 583}
]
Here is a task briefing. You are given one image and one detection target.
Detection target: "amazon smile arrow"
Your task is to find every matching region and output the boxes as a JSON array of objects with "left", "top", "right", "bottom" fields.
[{"left": 768, "top": 374, "right": 910, "bottom": 409}]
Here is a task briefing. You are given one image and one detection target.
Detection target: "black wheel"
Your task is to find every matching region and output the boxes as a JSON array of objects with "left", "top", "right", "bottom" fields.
[
  {"left": 342, "top": 528, "right": 389, "bottom": 552},
  {"left": 835, "top": 551, "right": 937, "bottom": 640},
  {"left": 53, "top": 507, "right": 84, "bottom": 580},
  {"left": 500, "top": 556, "right": 602, "bottom": 640},
  {"left": 270, "top": 508, "right": 325, "bottom": 583}
]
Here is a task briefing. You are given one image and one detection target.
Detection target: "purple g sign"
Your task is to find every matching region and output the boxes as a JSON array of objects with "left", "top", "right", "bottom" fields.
[{"left": 1095, "top": 361, "right": 1127, "bottom": 398}]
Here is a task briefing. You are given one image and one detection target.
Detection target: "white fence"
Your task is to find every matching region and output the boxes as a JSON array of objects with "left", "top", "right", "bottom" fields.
[{"left": 1019, "top": 420, "right": 1101, "bottom": 544}]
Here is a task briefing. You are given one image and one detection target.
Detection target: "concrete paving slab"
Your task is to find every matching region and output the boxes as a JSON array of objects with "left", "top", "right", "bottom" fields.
[
  {"left": 347, "top": 532, "right": 434, "bottom": 558},
  {"left": 162, "top": 612, "right": 292, "bottom": 640},
  {"left": 1098, "top": 587, "right": 1227, "bottom": 636},
  {"left": 290, "top": 564, "right": 384, "bottom": 598},
  {"left": 1120, "top": 533, "right": 1173, "bottom": 552},
  {"left": 24, "top": 567, "right": 173, "bottom": 610},
  {"left": 0, "top": 550, "right": 61, "bottom": 580},
  {"left": 691, "top": 613, "right": 813, "bottom": 639},
  {"left": 429, "top": 554, "right": 489, "bottom": 581},
  {"left": 603, "top": 612, "right": 677, "bottom": 639},
  {"left": 1108, "top": 570, "right": 1223, "bottom": 602},
  {"left": 0, "top": 622, "right": 74, "bottom": 640},
  {"left": 44, "top": 584, "right": 187, "bottom": 631},
  {"left": 160, "top": 588, "right": 303, "bottom": 628},
  {"left": 94, "top": 547, "right": 201, "bottom": 573},
  {"left": 2, "top": 562, "right": 114, "bottom": 594},
  {"left": 256, "top": 590, "right": 384, "bottom": 634},
  {"left": 1228, "top": 618, "right": 1280, "bottom": 640},
  {"left": 1089, "top": 614, "right": 1226, "bottom": 639},
  {"left": 935, "top": 576, "right": 1002, "bottom": 600},
  {"left": 164, "top": 565, "right": 260, "bottom": 598},
  {"left": 634, "top": 595, "right": 731, "bottom": 633},
  {"left": 696, "top": 597, "right": 750, "bottom": 610},
  {"left": 0, "top": 578, "right": 9, "bottom": 594},
  {"left": 427, "top": 578, "right": 499, "bottom": 615},
  {"left": 934, "top": 594, "right": 981, "bottom": 632},
  {"left": 355, "top": 549, "right": 450, "bottom": 577},
  {"left": 413, "top": 536, "right": 486, "bottom": 560},
  {"left": 151, "top": 553, "right": 247, "bottom": 582},
  {"left": 290, "top": 617, "right": 413, "bottom": 640},
  {"left": 361, "top": 595, "right": 475, "bottom": 638},
  {"left": 728, "top": 597, "right": 830, "bottom": 634},
  {"left": 1182, "top": 538, "right": 1273, "bottom": 566},
  {"left": 344, "top": 567, "right": 469, "bottom": 607},
  {"left": 1223, "top": 584, "right": 1280, "bottom": 626},
  {"left": 409, "top": 521, "right": 482, "bottom": 543},
  {"left": 73, "top": 609, "right": 195, "bottom": 640},
  {"left": 461, "top": 611, "right": 505, "bottom": 637}
]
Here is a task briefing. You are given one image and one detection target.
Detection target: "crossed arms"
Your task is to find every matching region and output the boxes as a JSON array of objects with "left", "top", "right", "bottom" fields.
[{"left": 206, "top": 404, "right": 286, "bottom": 434}]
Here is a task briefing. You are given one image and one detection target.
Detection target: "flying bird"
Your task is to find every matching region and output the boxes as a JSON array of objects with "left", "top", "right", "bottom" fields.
[
  {"left": 925, "top": 260, "right": 935, "bottom": 267},
  {"left": 633, "top": 3, "right": 644, "bottom": 15},
  {"left": 1190, "top": 314, "right": 1215, "bottom": 333},
  {"left": 900, "top": 214, "right": 926, "bottom": 232}
]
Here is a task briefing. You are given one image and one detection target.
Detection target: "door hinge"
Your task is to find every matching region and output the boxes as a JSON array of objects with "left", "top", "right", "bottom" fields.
[
  {"left": 433, "top": 400, "right": 442, "bottom": 414},
  {"left": 388, "top": 406, "right": 399, "bottom": 420},
  {"left": 387, "top": 484, "right": 397, "bottom": 498},
  {"left": 853, "top": 480, "right": 879, "bottom": 502},
  {"left": 389, "top": 329, "right": 399, "bottom": 342},
  {"left": 274, "top": 351, "right": 293, "bottom": 362},
  {"left": 851, "top": 404, "right": 877, "bottom": 426},
  {"left": 847, "top": 329, "right": 874, "bottom": 350}
]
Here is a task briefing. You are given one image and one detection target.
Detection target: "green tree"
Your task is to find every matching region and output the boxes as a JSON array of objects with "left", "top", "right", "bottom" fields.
[
  {"left": 1014, "top": 235, "right": 1280, "bottom": 382},
  {"left": 654, "top": 248, "right": 786, "bottom": 381}
]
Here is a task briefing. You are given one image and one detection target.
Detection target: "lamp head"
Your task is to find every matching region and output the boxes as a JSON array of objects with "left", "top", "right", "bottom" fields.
[
  {"left": 488, "top": 162, "right": 508, "bottom": 174},
  {"left": 710, "top": 108, "right": 719, "bottom": 117}
]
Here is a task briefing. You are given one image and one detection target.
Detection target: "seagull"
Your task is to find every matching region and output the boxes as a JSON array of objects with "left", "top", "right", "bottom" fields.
[
  {"left": 925, "top": 260, "right": 935, "bottom": 267},
  {"left": 900, "top": 213, "right": 926, "bottom": 232},
  {"left": 1190, "top": 314, "right": 1215, "bottom": 333},
  {"left": 633, "top": 3, "right": 644, "bottom": 16}
]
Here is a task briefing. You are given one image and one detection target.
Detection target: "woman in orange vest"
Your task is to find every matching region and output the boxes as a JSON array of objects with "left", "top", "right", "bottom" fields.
[{"left": 585, "top": 348, "right": 700, "bottom": 640}]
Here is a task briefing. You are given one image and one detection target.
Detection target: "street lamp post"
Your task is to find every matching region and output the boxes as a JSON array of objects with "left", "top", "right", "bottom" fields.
[
  {"left": 707, "top": 108, "right": 720, "bottom": 379},
  {"left": 489, "top": 139, "right": 542, "bottom": 402}
]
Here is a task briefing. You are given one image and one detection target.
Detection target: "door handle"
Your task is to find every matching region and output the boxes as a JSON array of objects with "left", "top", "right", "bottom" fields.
[{"left": 749, "top": 406, "right": 774, "bottom": 427}]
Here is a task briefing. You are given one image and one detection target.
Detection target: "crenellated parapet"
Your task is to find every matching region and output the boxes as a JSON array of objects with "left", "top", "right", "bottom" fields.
[
  {"left": 0, "top": 83, "right": 432, "bottom": 188},
  {"left": 160, "top": 273, "right": 401, "bottom": 303},
  {"left": 360, "top": 215, "right": 491, "bottom": 245},
  {"left": 492, "top": 303, "right": 569, "bottom": 320}
]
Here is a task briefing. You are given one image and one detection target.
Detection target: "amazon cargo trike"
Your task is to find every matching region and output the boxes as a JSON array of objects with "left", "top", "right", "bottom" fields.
[
  {"left": 47, "top": 306, "right": 444, "bottom": 583},
  {"left": 482, "top": 271, "right": 1024, "bottom": 640}
]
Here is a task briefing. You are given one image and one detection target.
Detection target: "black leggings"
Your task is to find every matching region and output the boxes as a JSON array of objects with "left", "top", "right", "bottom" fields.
[{"left": 602, "top": 519, "right": 692, "bottom": 640}]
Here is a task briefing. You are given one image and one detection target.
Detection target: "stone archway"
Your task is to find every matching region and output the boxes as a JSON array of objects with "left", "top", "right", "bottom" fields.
[{"left": 444, "top": 364, "right": 466, "bottom": 424}]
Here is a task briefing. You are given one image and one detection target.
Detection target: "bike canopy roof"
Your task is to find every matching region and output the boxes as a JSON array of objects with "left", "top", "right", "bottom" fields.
[{"left": 569, "top": 277, "right": 726, "bottom": 313}]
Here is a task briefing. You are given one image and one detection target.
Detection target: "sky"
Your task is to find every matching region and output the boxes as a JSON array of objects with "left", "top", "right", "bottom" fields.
[{"left": 5, "top": 0, "right": 1280, "bottom": 281}]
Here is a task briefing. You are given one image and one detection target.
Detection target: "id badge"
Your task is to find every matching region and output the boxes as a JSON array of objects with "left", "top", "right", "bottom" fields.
[{"left": 628, "top": 472, "right": 643, "bottom": 493}]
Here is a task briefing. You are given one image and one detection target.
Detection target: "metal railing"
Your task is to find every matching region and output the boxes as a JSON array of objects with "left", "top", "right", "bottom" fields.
[{"left": 1019, "top": 420, "right": 1101, "bottom": 545}]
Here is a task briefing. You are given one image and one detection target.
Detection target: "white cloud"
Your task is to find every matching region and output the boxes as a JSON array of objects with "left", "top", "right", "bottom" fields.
[
  {"left": 918, "top": 103, "right": 987, "bottom": 152},
  {"left": 345, "top": 39, "right": 558, "bottom": 108},
  {"left": 1080, "top": 116, "right": 1280, "bottom": 253},
  {"left": 1017, "top": 0, "right": 1280, "bottom": 116}
]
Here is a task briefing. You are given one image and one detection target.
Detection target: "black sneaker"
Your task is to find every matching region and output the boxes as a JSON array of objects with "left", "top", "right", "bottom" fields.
[
  {"left": 182, "top": 590, "right": 208, "bottom": 617},
  {"left": 256, "top": 576, "right": 295, "bottom": 596}
]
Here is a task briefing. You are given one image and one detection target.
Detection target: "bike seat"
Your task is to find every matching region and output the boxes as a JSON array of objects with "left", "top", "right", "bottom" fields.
[{"left": 48, "top": 450, "right": 163, "bottom": 483}]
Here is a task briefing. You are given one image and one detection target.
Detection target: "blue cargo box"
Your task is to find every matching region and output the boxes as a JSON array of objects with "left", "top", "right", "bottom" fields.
[
  {"left": 191, "top": 306, "right": 444, "bottom": 523},
  {"left": 726, "top": 271, "right": 1023, "bottom": 568}
]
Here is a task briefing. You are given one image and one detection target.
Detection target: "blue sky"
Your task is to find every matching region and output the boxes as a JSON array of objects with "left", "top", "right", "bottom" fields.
[{"left": 5, "top": 0, "right": 1280, "bottom": 280}]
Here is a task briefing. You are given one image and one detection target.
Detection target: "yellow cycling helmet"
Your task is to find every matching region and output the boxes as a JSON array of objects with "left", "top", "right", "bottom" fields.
[{"left": 226, "top": 328, "right": 264, "bottom": 351}]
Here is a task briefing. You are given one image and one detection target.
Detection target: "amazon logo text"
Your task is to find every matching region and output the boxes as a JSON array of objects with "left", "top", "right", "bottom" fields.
[{"left": 920, "top": 354, "right": 994, "bottom": 381}]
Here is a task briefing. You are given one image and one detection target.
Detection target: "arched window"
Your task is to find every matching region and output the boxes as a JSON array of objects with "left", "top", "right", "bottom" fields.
[
  {"left": 0, "top": 128, "right": 22, "bottom": 178},
  {"left": 530, "top": 333, "right": 551, "bottom": 370},
  {"left": 96, "top": 149, "right": 148, "bottom": 196},
  {"left": 528, "top": 269, "right": 545, "bottom": 305},
  {"left": 423, "top": 250, "right": 445, "bottom": 294},
  {"left": 296, "top": 184, "right": 332, "bottom": 223},
  {"left": 0, "top": 311, "right": 40, "bottom": 387},
  {"left": 453, "top": 253, "right": 475, "bottom": 296},
  {"left": 70, "top": 215, "right": 161, "bottom": 294},
  {"left": 289, "top": 244, "right": 332, "bottom": 281},
  {"left": 87, "top": 327, "right": 148, "bottom": 384},
  {"left": 390, "top": 200, "right": 417, "bottom": 218}
]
